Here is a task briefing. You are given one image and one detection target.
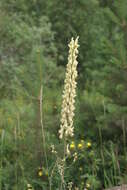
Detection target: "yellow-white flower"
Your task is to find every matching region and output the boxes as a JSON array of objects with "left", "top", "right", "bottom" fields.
[
  {"left": 86, "top": 183, "right": 90, "bottom": 188},
  {"left": 59, "top": 37, "right": 79, "bottom": 139}
]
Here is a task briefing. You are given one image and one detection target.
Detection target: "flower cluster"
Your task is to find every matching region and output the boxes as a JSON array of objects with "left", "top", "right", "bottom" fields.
[
  {"left": 69, "top": 140, "right": 92, "bottom": 150},
  {"left": 37, "top": 167, "right": 48, "bottom": 178},
  {"left": 59, "top": 37, "right": 79, "bottom": 139}
]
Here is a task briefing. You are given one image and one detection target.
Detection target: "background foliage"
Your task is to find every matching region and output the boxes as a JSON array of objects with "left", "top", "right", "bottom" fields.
[{"left": 0, "top": 0, "right": 127, "bottom": 189}]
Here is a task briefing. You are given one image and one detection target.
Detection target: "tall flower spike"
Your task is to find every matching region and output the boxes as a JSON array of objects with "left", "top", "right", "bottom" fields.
[{"left": 59, "top": 37, "right": 79, "bottom": 139}]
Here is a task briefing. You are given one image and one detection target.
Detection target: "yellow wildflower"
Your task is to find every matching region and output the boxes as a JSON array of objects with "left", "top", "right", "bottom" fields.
[
  {"left": 78, "top": 143, "right": 83, "bottom": 149},
  {"left": 38, "top": 171, "right": 43, "bottom": 177},
  {"left": 87, "top": 142, "right": 91, "bottom": 148},
  {"left": 70, "top": 142, "right": 75, "bottom": 149}
]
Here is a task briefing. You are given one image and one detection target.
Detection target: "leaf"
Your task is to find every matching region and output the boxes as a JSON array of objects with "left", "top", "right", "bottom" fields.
[{"left": 104, "top": 8, "right": 120, "bottom": 25}]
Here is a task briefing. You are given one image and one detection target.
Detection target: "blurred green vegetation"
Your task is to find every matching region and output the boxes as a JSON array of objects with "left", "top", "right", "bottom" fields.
[{"left": 0, "top": 0, "right": 127, "bottom": 189}]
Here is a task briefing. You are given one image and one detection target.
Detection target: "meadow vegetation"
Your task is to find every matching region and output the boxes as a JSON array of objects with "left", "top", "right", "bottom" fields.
[{"left": 0, "top": 0, "right": 127, "bottom": 189}]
